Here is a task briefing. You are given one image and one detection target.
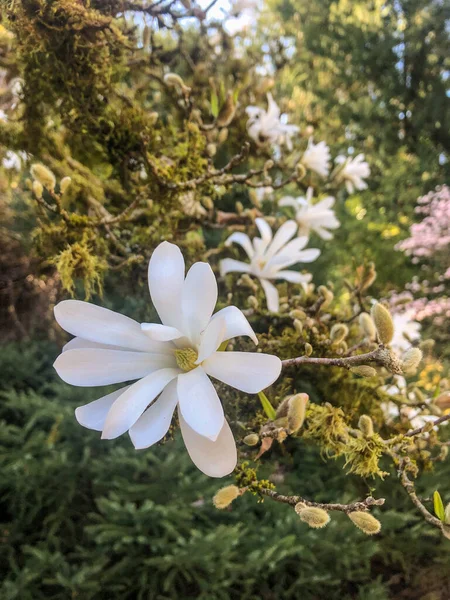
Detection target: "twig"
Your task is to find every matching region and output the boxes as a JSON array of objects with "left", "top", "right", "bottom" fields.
[
  {"left": 405, "top": 413, "right": 450, "bottom": 437},
  {"left": 260, "top": 488, "right": 385, "bottom": 514},
  {"left": 281, "top": 348, "right": 383, "bottom": 370}
]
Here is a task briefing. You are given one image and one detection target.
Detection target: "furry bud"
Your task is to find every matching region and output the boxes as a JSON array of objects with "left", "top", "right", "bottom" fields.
[
  {"left": 359, "top": 312, "right": 376, "bottom": 340},
  {"left": 330, "top": 324, "right": 349, "bottom": 344},
  {"left": 218, "top": 128, "right": 229, "bottom": 143},
  {"left": 213, "top": 485, "right": 240, "bottom": 509},
  {"left": 148, "top": 111, "right": 159, "bottom": 125},
  {"left": 247, "top": 295, "right": 258, "bottom": 309},
  {"left": 318, "top": 285, "right": 334, "bottom": 310},
  {"left": 235, "top": 201, "right": 244, "bottom": 214},
  {"left": 32, "top": 180, "right": 43, "bottom": 199},
  {"left": 304, "top": 343, "right": 313, "bottom": 356},
  {"left": 445, "top": 503, "right": 450, "bottom": 525},
  {"left": 30, "top": 163, "right": 56, "bottom": 191},
  {"left": 358, "top": 415, "right": 374, "bottom": 437},
  {"left": 293, "top": 319, "right": 303, "bottom": 335},
  {"left": 360, "top": 262, "right": 377, "bottom": 291},
  {"left": 206, "top": 143, "right": 217, "bottom": 157},
  {"left": 202, "top": 196, "right": 214, "bottom": 210},
  {"left": 348, "top": 511, "right": 381, "bottom": 535},
  {"left": 276, "top": 396, "right": 290, "bottom": 419},
  {"left": 163, "top": 72, "right": 191, "bottom": 94},
  {"left": 287, "top": 393, "right": 309, "bottom": 433},
  {"left": 216, "top": 91, "right": 236, "bottom": 127},
  {"left": 60, "top": 176, "right": 71, "bottom": 194},
  {"left": 350, "top": 365, "right": 377, "bottom": 378},
  {"left": 295, "top": 504, "right": 330, "bottom": 529},
  {"left": 402, "top": 348, "right": 423, "bottom": 372},
  {"left": 290, "top": 309, "right": 306, "bottom": 320},
  {"left": 243, "top": 433, "right": 259, "bottom": 446},
  {"left": 371, "top": 303, "right": 394, "bottom": 345},
  {"left": 264, "top": 159, "right": 274, "bottom": 171}
]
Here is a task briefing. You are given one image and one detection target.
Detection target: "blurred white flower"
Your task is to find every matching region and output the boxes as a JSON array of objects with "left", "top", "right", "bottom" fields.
[
  {"left": 2, "top": 150, "right": 27, "bottom": 171},
  {"left": 279, "top": 187, "right": 340, "bottom": 240},
  {"left": 335, "top": 153, "right": 370, "bottom": 193},
  {"left": 391, "top": 309, "right": 421, "bottom": 352},
  {"left": 301, "top": 138, "right": 331, "bottom": 178},
  {"left": 220, "top": 218, "right": 320, "bottom": 312},
  {"left": 246, "top": 93, "right": 299, "bottom": 151},
  {"left": 53, "top": 242, "right": 281, "bottom": 478},
  {"left": 179, "top": 191, "right": 207, "bottom": 218}
]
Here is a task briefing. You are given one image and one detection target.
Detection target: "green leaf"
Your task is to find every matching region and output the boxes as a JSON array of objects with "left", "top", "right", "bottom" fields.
[
  {"left": 258, "top": 391, "right": 276, "bottom": 421},
  {"left": 433, "top": 491, "right": 445, "bottom": 521},
  {"left": 210, "top": 90, "right": 219, "bottom": 118}
]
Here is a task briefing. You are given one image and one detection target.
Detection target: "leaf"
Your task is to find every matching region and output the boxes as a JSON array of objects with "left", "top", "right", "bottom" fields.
[
  {"left": 433, "top": 490, "right": 445, "bottom": 521},
  {"left": 210, "top": 90, "right": 219, "bottom": 118},
  {"left": 255, "top": 436, "right": 273, "bottom": 459},
  {"left": 258, "top": 391, "right": 276, "bottom": 421}
]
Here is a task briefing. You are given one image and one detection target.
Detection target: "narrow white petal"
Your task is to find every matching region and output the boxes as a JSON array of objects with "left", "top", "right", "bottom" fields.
[
  {"left": 182, "top": 263, "right": 218, "bottom": 344},
  {"left": 148, "top": 241, "right": 185, "bottom": 329},
  {"left": 54, "top": 300, "right": 169, "bottom": 353},
  {"left": 54, "top": 349, "right": 175, "bottom": 387},
  {"left": 203, "top": 351, "right": 281, "bottom": 393},
  {"left": 260, "top": 278, "right": 280, "bottom": 313},
  {"left": 220, "top": 258, "right": 251, "bottom": 277},
  {"left": 102, "top": 368, "right": 180, "bottom": 439},
  {"left": 179, "top": 409, "right": 237, "bottom": 478},
  {"left": 255, "top": 218, "right": 273, "bottom": 246},
  {"left": 297, "top": 249, "right": 321, "bottom": 263},
  {"left": 196, "top": 317, "right": 226, "bottom": 364},
  {"left": 276, "top": 270, "right": 311, "bottom": 284},
  {"left": 177, "top": 367, "right": 224, "bottom": 440},
  {"left": 75, "top": 386, "right": 131, "bottom": 431},
  {"left": 141, "top": 323, "right": 183, "bottom": 341},
  {"left": 224, "top": 232, "right": 254, "bottom": 259},
  {"left": 315, "top": 226, "right": 334, "bottom": 241},
  {"left": 278, "top": 196, "right": 298, "bottom": 210},
  {"left": 264, "top": 220, "right": 298, "bottom": 262},
  {"left": 63, "top": 337, "right": 130, "bottom": 352},
  {"left": 210, "top": 306, "right": 258, "bottom": 345},
  {"left": 274, "top": 236, "right": 309, "bottom": 256},
  {"left": 129, "top": 379, "right": 178, "bottom": 449}
]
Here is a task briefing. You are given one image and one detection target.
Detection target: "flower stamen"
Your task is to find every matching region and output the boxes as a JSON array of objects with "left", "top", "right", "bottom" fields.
[{"left": 174, "top": 348, "right": 198, "bottom": 372}]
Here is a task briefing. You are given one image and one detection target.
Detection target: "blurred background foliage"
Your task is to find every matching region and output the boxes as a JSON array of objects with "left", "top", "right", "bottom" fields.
[{"left": 0, "top": 0, "right": 449, "bottom": 598}]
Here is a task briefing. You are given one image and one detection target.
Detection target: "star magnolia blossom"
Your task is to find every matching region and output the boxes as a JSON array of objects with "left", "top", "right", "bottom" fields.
[
  {"left": 220, "top": 218, "right": 320, "bottom": 312},
  {"left": 246, "top": 93, "right": 299, "bottom": 151},
  {"left": 391, "top": 309, "right": 421, "bottom": 352},
  {"left": 335, "top": 154, "right": 370, "bottom": 194},
  {"left": 53, "top": 242, "right": 282, "bottom": 478},
  {"left": 301, "top": 138, "right": 331, "bottom": 178},
  {"left": 279, "top": 187, "right": 340, "bottom": 241}
]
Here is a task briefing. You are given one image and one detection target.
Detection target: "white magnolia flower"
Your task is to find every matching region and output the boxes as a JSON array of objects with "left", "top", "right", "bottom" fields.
[
  {"left": 391, "top": 310, "right": 421, "bottom": 352},
  {"left": 2, "top": 150, "right": 27, "bottom": 171},
  {"left": 246, "top": 93, "right": 299, "bottom": 151},
  {"left": 301, "top": 138, "right": 331, "bottom": 178},
  {"left": 335, "top": 153, "right": 370, "bottom": 194},
  {"left": 279, "top": 187, "right": 340, "bottom": 240},
  {"left": 220, "top": 218, "right": 320, "bottom": 312},
  {"left": 53, "top": 242, "right": 281, "bottom": 478}
]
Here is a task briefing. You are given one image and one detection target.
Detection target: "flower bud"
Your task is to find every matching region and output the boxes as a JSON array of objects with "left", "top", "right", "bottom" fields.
[
  {"left": 287, "top": 393, "right": 309, "bottom": 433},
  {"left": 318, "top": 285, "right": 334, "bottom": 310},
  {"left": 217, "top": 91, "right": 236, "bottom": 127},
  {"left": 206, "top": 143, "right": 217, "bottom": 157},
  {"left": 371, "top": 303, "right": 394, "bottom": 345},
  {"left": 295, "top": 504, "right": 330, "bottom": 528},
  {"left": 202, "top": 196, "right": 214, "bottom": 210},
  {"left": 213, "top": 485, "right": 240, "bottom": 509},
  {"left": 305, "top": 125, "right": 314, "bottom": 136},
  {"left": 348, "top": 511, "right": 381, "bottom": 535},
  {"left": 445, "top": 503, "right": 450, "bottom": 525},
  {"left": 264, "top": 159, "right": 274, "bottom": 172},
  {"left": 359, "top": 312, "right": 376, "bottom": 340},
  {"left": 243, "top": 433, "right": 259, "bottom": 446},
  {"left": 235, "top": 201, "right": 244, "bottom": 214},
  {"left": 358, "top": 415, "right": 374, "bottom": 437},
  {"left": 350, "top": 365, "right": 377, "bottom": 378},
  {"left": 293, "top": 319, "right": 303, "bottom": 335},
  {"left": 419, "top": 339, "right": 435, "bottom": 353},
  {"left": 218, "top": 127, "right": 229, "bottom": 143},
  {"left": 330, "top": 323, "right": 349, "bottom": 344},
  {"left": 148, "top": 111, "right": 159, "bottom": 125},
  {"left": 163, "top": 72, "right": 191, "bottom": 94},
  {"left": 142, "top": 25, "right": 150, "bottom": 49},
  {"left": 60, "top": 176, "right": 71, "bottom": 194},
  {"left": 304, "top": 343, "right": 313, "bottom": 356},
  {"left": 32, "top": 180, "right": 44, "bottom": 199},
  {"left": 402, "top": 348, "right": 423, "bottom": 372},
  {"left": 360, "top": 262, "right": 377, "bottom": 291},
  {"left": 247, "top": 295, "right": 258, "bottom": 309},
  {"left": 290, "top": 309, "right": 306, "bottom": 320},
  {"left": 30, "top": 163, "right": 56, "bottom": 191},
  {"left": 276, "top": 396, "right": 290, "bottom": 419}
]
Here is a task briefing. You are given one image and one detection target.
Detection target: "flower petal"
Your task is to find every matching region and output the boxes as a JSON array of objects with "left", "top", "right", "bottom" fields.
[
  {"left": 264, "top": 220, "right": 298, "bottom": 262},
  {"left": 278, "top": 196, "right": 298, "bottom": 210},
  {"left": 203, "top": 351, "right": 281, "bottom": 394},
  {"left": 179, "top": 409, "right": 237, "bottom": 478},
  {"left": 54, "top": 300, "right": 169, "bottom": 353},
  {"left": 182, "top": 263, "right": 218, "bottom": 344},
  {"left": 102, "top": 368, "right": 180, "bottom": 439},
  {"left": 54, "top": 349, "right": 176, "bottom": 387},
  {"left": 177, "top": 367, "right": 224, "bottom": 440},
  {"left": 148, "top": 241, "right": 185, "bottom": 329},
  {"left": 260, "top": 278, "right": 279, "bottom": 312},
  {"left": 63, "top": 337, "right": 130, "bottom": 353},
  {"left": 224, "top": 232, "right": 254, "bottom": 259},
  {"left": 276, "top": 270, "right": 312, "bottom": 285},
  {"left": 220, "top": 258, "right": 251, "bottom": 277},
  {"left": 75, "top": 386, "right": 131, "bottom": 431},
  {"left": 129, "top": 379, "right": 178, "bottom": 449},
  {"left": 196, "top": 317, "right": 226, "bottom": 364},
  {"left": 141, "top": 323, "right": 183, "bottom": 341},
  {"left": 255, "top": 218, "right": 273, "bottom": 247},
  {"left": 210, "top": 306, "right": 258, "bottom": 345}
]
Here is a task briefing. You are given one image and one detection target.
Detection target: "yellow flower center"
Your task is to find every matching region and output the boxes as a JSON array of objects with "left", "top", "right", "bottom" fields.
[{"left": 174, "top": 348, "right": 198, "bottom": 372}]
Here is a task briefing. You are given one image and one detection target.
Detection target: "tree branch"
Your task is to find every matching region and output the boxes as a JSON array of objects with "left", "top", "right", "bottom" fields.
[{"left": 260, "top": 488, "right": 385, "bottom": 514}]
